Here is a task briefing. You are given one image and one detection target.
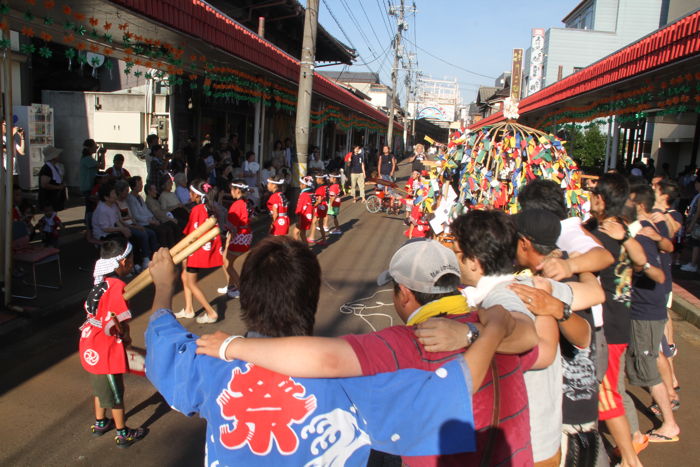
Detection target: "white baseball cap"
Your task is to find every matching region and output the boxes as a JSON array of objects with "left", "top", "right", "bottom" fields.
[{"left": 377, "top": 240, "right": 461, "bottom": 293}]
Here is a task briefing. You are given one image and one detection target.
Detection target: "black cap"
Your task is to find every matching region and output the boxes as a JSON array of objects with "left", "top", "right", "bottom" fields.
[{"left": 513, "top": 209, "right": 561, "bottom": 248}]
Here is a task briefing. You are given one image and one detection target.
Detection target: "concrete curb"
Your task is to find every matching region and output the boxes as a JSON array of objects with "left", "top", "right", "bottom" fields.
[{"left": 671, "top": 293, "right": 700, "bottom": 328}]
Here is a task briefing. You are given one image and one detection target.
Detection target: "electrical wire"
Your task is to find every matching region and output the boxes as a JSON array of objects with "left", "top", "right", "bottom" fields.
[
  {"left": 322, "top": 0, "right": 394, "bottom": 85},
  {"left": 404, "top": 37, "right": 497, "bottom": 80}
]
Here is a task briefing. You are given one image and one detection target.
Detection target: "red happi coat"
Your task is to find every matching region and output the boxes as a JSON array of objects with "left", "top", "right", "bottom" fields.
[{"left": 79, "top": 277, "right": 130, "bottom": 375}]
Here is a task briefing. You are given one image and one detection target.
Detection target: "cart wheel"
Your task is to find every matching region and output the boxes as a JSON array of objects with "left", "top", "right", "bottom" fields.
[{"left": 366, "top": 195, "right": 381, "bottom": 213}]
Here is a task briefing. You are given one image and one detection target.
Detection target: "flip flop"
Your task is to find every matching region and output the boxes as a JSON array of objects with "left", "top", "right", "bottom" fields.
[
  {"left": 646, "top": 430, "right": 679, "bottom": 443},
  {"left": 649, "top": 399, "right": 681, "bottom": 416},
  {"left": 613, "top": 435, "right": 649, "bottom": 457}
]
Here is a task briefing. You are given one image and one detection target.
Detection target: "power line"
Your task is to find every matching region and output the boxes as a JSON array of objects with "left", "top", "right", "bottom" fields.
[
  {"left": 374, "top": 0, "right": 394, "bottom": 38},
  {"left": 404, "top": 37, "right": 497, "bottom": 80},
  {"left": 356, "top": 0, "right": 391, "bottom": 52},
  {"left": 338, "top": 0, "right": 380, "bottom": 58},
  {"left": 321, "top": 0, "right": 390, "bottom": 81}
]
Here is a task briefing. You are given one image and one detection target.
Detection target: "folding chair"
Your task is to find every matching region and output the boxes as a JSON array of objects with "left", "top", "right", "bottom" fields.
[{"left": 11, "top": 223, "right": 62, "bottom": 300}]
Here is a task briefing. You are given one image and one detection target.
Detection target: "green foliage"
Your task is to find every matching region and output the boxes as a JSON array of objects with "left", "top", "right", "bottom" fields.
[{"left": 563, "top": 124, "right": 606, "bottom": 168}]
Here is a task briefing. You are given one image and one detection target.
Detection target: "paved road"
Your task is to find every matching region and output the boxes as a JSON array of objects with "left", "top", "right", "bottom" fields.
[
  {"left": 1, "top": 163, "right": 698, "bottom": 466},
  {"left": 0, "top": 170, "right": 407, "bottom": 466}
]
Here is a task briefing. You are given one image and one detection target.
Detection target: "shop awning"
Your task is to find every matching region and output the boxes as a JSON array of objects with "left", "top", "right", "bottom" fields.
[
  {"left": 110, "top": 0, "right": 399, "bottom": 129},
  {"left": 470, "top": 9, "right": 700, "bottom": 130}
]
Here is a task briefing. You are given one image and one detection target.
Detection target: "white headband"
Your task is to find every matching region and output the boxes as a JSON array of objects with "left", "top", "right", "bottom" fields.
[
  {"left": 93, "top": 242, "right": 133, "bottom": 285},
  {"left": 231, "top": 182, "right": 249, "bottom": 190},
  {"left": 190, "top": 185, "right": 206, "bottom": 198},
  {"left": 267, "top": 178, "right": 284, "bottom": 185},
  {"left": 329, "top": 174, "right": 341, "bottom": 179},
  {"left": 300, "top": 177, "right": 314, "bottom": 187},
  {"left": 317, "top": 174, "right": 329, "bottom": 179}
]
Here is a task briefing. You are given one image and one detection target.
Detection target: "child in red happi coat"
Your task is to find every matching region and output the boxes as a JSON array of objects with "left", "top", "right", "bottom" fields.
[
  {"left": 174, "top": 180, "right": 223, "bottom": 324},
  {"left": 79, "top": 236, "right": 147, "bottom": 447},
  {"left": 221, "top": 180, "right": 253, "bottom": 299},
  {"left": 266, "top": 175, "right": 290, "bottom": 236},
  {"left": 293, "top": 175, "right": 315, "bottom": 246},
  {"left": 308, "top": 172, "right": 329, "bottom": 245},
  {"left": 325, "top": 172, "right": 343, "bottom": 235}
]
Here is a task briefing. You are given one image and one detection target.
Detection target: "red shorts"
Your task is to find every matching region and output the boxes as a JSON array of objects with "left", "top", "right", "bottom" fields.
[
  {"left": 297, "top": 211, "right": 313, "bottom": 231},
  {"left": 271, "top": 216, "right": 290, "bottom": 236},
  {"left": 315, "top": 204, "right": 328, "bottom": 218},
  {"left": 598, "top": 343, "right": 628, "bottom": 421}
]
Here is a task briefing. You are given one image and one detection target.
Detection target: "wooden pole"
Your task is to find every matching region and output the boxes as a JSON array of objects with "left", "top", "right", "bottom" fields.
[
  {"left": 123, "top": 226, "right": 221, "bottom": 301},
  {"left": 123, "top": 216, "right": 216, "bottom": 294}
]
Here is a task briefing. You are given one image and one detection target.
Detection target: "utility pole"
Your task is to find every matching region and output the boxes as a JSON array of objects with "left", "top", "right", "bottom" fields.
[
  {"left": 387, "top": 0, "right": 406, "bottom": 151},
  {"left": 294, "top": 0, "right": 319, "bottom": 181}
]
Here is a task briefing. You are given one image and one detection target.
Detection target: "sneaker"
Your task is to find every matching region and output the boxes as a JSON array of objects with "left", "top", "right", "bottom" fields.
[
  {"left": 196, "top": 313, "right": 218, "bottom": 324},
  {"left": 324, "top": 226, "right": 331, "bottom": 232},
  {"left": 115, "top": 426, "right": 147, "bottom": 448},
  {"left": 227, "top": 288, "right": 240, "bottom": 299},
  {"left": 91, "top": 418, "right": 115, "bottom": 437},
  {"left": 217, "top": 286, "right": 229, "bottom": 294},
  {"left": 174, "top": 309, "right": 195, "bottom": 319},
  {"left": 680, "top": 263, "right": 698, "bottom": 272}
]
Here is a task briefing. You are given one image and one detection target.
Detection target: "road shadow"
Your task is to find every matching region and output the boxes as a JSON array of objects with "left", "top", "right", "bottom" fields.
[{"left": 126, "top": 390, "right": 171, "bottom": 428}]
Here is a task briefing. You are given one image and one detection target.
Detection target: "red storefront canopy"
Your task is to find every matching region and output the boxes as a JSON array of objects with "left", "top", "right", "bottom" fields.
[
  {"left": 471, "top": 9, "right": 700, "bottom": 129},
  {"left": 112, "top": 0, "right": 402, "bottom": 130}
]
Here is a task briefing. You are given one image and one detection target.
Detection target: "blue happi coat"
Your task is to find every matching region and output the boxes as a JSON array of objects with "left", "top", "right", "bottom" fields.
[{"left": 146, "top": 310, "right": 475, "bottom": 466}]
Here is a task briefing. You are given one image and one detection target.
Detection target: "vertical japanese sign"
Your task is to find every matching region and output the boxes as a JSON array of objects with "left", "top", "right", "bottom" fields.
[
  {"left": 510, "top": 48, "right": 524, "bottom": 102},
  {"left": 528, "top": 28, "right": 545, "bottom": 95}
]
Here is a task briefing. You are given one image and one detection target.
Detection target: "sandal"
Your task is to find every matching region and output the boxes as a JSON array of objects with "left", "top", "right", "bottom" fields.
[
  {"left": 649, "top": 399, "right": 680, "bottom": 416},
  {"left": 646, "top": 430, "right": 679, "bottom": 443}
]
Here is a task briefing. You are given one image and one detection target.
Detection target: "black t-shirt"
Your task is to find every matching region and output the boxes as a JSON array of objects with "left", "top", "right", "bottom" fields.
[
  {"left": 411, "top": 152, "right": 426, "bottom": 172},
  {"left": 631, "top": 220, "right": 666, "bottom": 321},
  {"left": 559, "top": 255, "right": 599, "bottom": 425},
  {"left": 651, "top": 210, "right": 673, "bottom": 294},
  {"left": 561, "top": 308, "right": 598, "bottom": 424},
  {"left": 379, "top": 153, "right": 395, "bottom": 175},
  {"left": 350, "top": 153, "right": 364, "bottom": 174},
  {"left": 592, "top": 228, "right": 632, "bottom": 345}
]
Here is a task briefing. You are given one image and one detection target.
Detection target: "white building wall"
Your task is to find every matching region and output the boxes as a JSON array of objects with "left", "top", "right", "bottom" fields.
[
  {"left": 593, "top": 0, "right": 619, "bottom": 31},
  {"left": 540, "top": 0, "right": 663, "bottom": 87}
]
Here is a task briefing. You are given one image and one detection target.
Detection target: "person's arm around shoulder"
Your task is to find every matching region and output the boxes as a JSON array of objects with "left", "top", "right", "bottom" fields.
[
  {"left": 509, "top": 276, "right": 592, "bottom": 350},
  {"left": 197, "top": 333, "right": 363, "bottom": 378}
]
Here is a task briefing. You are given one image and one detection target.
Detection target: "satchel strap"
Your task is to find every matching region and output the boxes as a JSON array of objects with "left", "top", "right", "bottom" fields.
[{"left": 479, "top": 361, "right": 501, "bottom": 467}]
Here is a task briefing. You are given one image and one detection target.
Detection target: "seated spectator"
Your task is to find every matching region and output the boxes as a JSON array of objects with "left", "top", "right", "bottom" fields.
[
  {"left": 35, "top": 204, "right": 63, "bottom": 248},
  {"left": 174, "top": 172, "right": 190, "bottom": 206},
  {"left": 160, "top": 177, "right": 189, "bottom": 226},
  {"left": 151, "top": 238, "right": 514, "bottom": 465},
  {"left": 308, "top": 146, "right": 324, "bottom": 170},
  {"left": 145, "top": 182, "right": 184, "bottom": 230},
  {"left": 115, "top": 179, "right": 158, "bottom": 270},
  {"left": 127, "top": 176, "right": 178, "bottom": 248},
  {"left": 105, "top": 153, "right": 131, "bottom": 180},
  {"left": 91, "top": 181, "right": 132, "bottom": 241}
]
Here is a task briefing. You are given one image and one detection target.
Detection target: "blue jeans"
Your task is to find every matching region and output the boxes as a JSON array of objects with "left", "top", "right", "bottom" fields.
[{"left": 129, "top": 226, "right": 159, "bottom": 260}]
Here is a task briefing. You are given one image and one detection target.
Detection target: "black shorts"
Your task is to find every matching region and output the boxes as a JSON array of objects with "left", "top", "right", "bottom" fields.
[{"left": 185, "top": 265, "right": 218, "bottom": 274}]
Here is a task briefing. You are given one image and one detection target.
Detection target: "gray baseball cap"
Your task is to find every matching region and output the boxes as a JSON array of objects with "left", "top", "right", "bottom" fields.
[{"left": 377, "top": 239, "right": 461, "bottom": 293}]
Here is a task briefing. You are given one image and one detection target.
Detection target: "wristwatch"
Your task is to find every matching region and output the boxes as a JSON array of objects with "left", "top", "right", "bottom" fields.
[
  {"left": 557, "top": 302, "right": 573, "bottom": 323},
  {"left": 622, "top": 227, "right": 632, "bottom": 243},
  {"left": 465, "top": 322, "right": 480, "bottom": 346},
  {"left": 643, "top": 262, "right": 651, "bottom": 271}
]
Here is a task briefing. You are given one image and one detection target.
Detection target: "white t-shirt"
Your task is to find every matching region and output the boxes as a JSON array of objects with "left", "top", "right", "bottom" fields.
[{"left": 557, "top": 216, "right": 605, "bottom": 327}]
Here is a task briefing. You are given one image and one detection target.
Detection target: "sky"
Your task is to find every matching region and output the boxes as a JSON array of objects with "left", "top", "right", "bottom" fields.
[{"left": 315, "top": 0, "right": 581, "bottom": 104}]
